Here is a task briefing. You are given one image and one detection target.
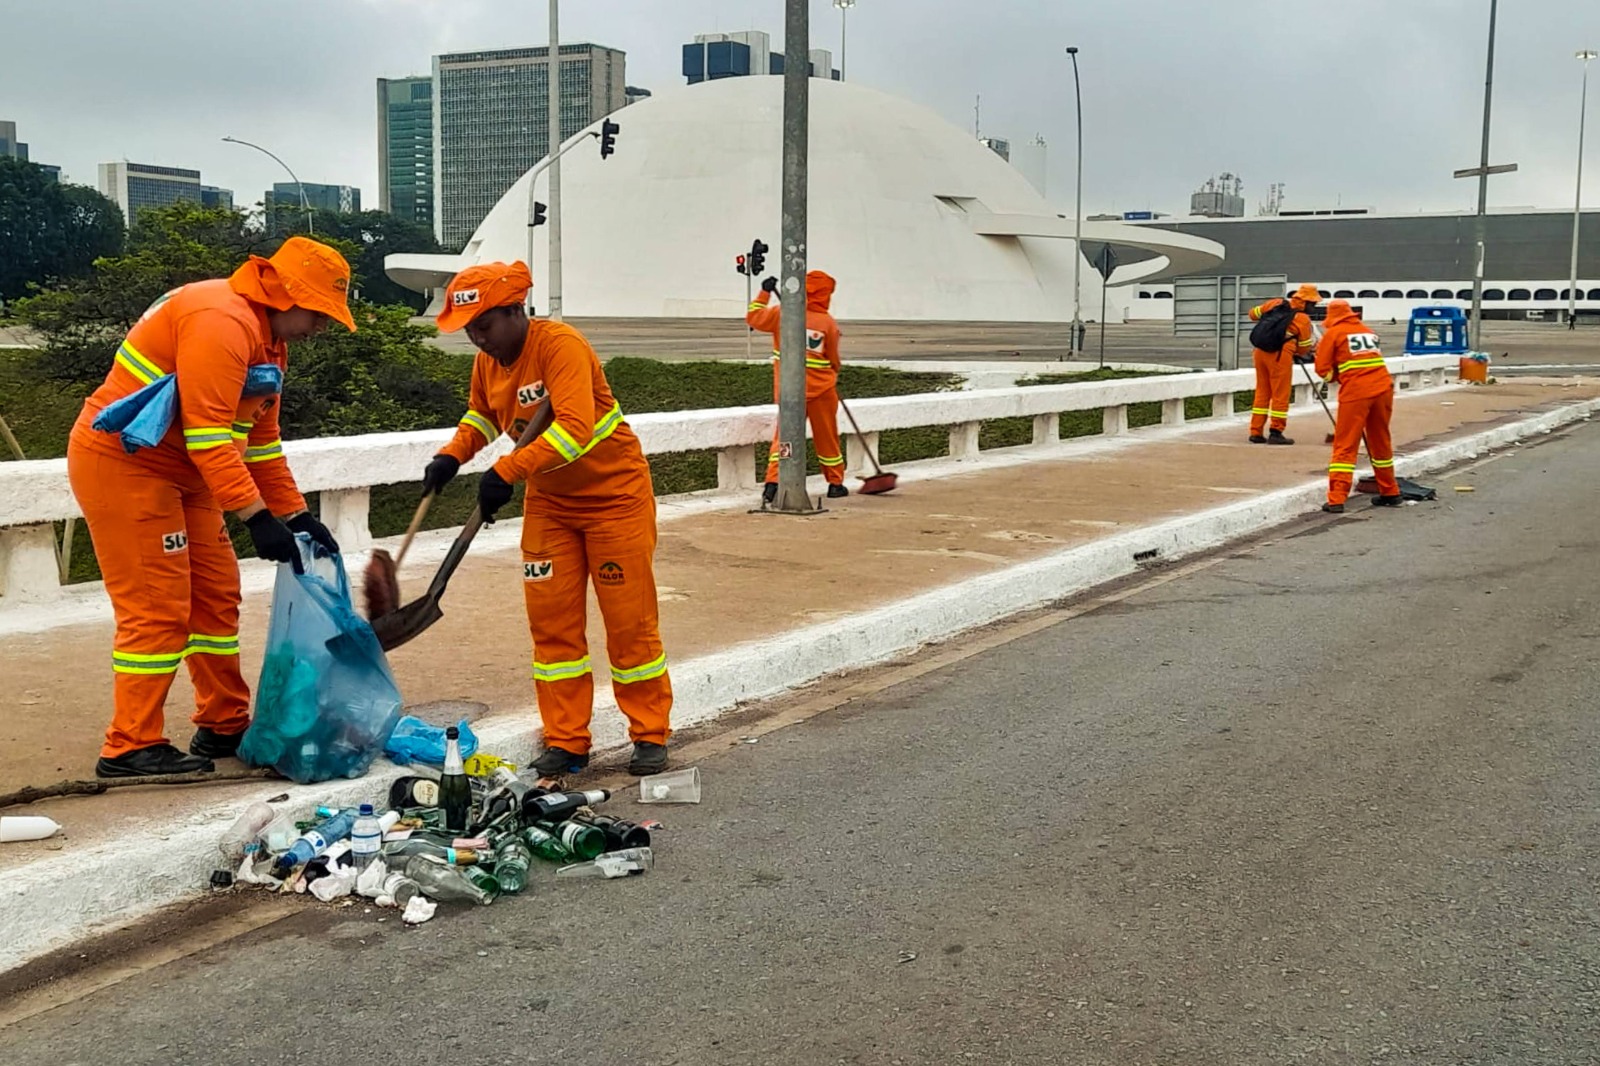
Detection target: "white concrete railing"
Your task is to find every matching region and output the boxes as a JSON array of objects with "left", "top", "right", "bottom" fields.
[{"left": 0, "top": 356, "right": 1461, "bottom": 604}]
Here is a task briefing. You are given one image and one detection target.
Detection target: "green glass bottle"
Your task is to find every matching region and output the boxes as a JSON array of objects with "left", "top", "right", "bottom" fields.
[
  {"left": 520, "top": 823, "right": 575, "bottom": 864},
  {"left": 543, "top": 819, "right": 606, "bottom": 861},
  {"left": 491, "top": 837, "right": 534, "bottom": 894}
]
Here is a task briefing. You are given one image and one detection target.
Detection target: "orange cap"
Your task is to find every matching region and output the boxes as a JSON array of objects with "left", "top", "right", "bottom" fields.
[
  {"left": 1293, "top": 283, "right": 1322, "bottom": 304},
  {"left": 437, "top": 261, "right": 534, "bottom": 332},
  {"left": 268, "top": 236, "right": 356, "bottom": 332}
]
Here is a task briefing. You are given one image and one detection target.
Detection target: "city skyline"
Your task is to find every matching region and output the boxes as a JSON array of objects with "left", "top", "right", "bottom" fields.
[{"left": 4, "top": 0, "right": 1599, "bottom": 219}]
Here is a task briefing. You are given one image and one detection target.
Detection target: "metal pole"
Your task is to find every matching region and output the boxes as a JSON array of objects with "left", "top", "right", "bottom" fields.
[
  {"left": 546, "top": 0, "right": 563, "bottom": 321},
  {"left": 745, "top": 269, "right": 753, "bottom": 362},
  {"left": 1468, "top": 0, "right": 1498, "bottom": 350},
  {"left": 835, "top": 0, "right": 853, "bottom": 81},
  {"left": 1067, "top": 47, "right": 1084, "bottom": 358},
  {"left": 774, "top": 0, "right": 813, "bottom": 514},
  {"left": 1097, "top": 272, "right": 1108, "bottom": 369},
  {"left": 1569, "top": 51, "right": 1596, "bottom": 327},
  {"left": 221, "top": 136, "right": 313, "bottom": 234}
]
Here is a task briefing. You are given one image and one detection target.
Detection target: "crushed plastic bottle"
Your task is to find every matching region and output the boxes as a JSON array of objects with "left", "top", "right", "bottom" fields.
[{"left": 554, "top": 847, "right": 653, "bottom": 880}]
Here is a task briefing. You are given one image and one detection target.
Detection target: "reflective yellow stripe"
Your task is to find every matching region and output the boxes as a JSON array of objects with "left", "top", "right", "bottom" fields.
[
  {"left": 1328, "top": 463, "right": 1357, "bottom": 473},
  {"left": 231, "top": 421, "right": 254, "bottom": 441},
  {"left": 532, "top": 656, "right": 593, "bottom": 682},
  {"left": 114, "top": 341, "right": 163, "bottom": 385},
  {"left": 1297, "top": 338, "right": 1316, "bottom": 349},
  {"left": 186, "top": 633, "right": 240, "bottom": 656},
  {"left": 541, "top": 404, "right": 625, "bottom": 465},
  {"left": 1370, "top": 458, "right": 1395, "bottom": 468},
  {"left": 244, "top": 440, "right": 284, "bottom": 463},
  {"left": 818, "top": 454, "right": 845, "bottom": 466},
  {"left": 112, "top": 648, "right": 185, "bottom": 675},
  {"left": 1250, "top": 407, "right": 1269, "bottom": 415},
  {"left": 1337, "top": 358, "right": 1387, "bottom": 372},
  {"left": 460, "top": 410, "right": 497, "bottom": 441},
  {"left": 541, "top": 422, "right": 583, "bottom": 461},
  {"left": 184, "top": 426, "right": 234, "bottom": 451},
  {"left": 1267, "top": 409, "right": 1288, "bottom": 417},
  {"left": 748, "top": 302, "right": 764, "bottom": 311},
  {"left": 610, "top": 653, "right": 668, "bottom": 685},
  {"left": 805, "top": 358, "right": 832, "bottom": 369}
]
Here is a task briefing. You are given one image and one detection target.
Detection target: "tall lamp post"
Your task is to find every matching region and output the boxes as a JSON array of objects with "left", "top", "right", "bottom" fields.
[
  {"left": 546, "top": 0, "right": 564, "bottom": 321},
  {"left": 1066, "top": 46, "right": 1084, "bottom": 358},
  {"left": 1568, "top": 49, "right": 1597, "bottom": 328},
  {"left": 834, "top": 0, "right": 855, "bottom": 81},
  {"left": 221, "top": 135, "right": 312, "bottom": 234}
]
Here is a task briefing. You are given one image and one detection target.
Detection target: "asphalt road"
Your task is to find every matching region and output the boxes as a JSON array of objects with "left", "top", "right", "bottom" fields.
[{"left": 6, "top": 424, "right": 1600, "bottom": 1065}]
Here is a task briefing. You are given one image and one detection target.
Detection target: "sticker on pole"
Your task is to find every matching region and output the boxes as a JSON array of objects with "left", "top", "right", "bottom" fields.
[{"left": 778, "top": 442, "right": 794, "bottom": 459}]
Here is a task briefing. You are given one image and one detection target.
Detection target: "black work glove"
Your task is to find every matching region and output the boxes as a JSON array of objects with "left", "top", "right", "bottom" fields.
[
  {"left": 761, "top": 276, "right": 778, "bottom": 294},
  {"left": 287, "top": 512, "right": 340, "bottom": 555},
  {"left": 421, "top": 454, "right": 460, "bottom": 497},
  {"left": 245, "top": 511, "right": 298, "bottom": 564},
  {"left": 1292, "top": 353, "right": 1313, "bottom": 365},
  {"left": 477, "top": 466, "right": 515, "bottom": 524}
]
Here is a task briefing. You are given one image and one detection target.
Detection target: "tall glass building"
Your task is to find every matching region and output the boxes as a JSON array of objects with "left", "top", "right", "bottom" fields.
[
  {"left": 267, "top": 182, "right": 361, "bottom": 214},
  {"left": 98, "top": 162, "right": 205, "bottom": 226},
  {"left": 433, "top": 44, "right": 626, "bottom": 249},
  {"left": 377, "top": 76, "right": 433, "bottom": 228}
]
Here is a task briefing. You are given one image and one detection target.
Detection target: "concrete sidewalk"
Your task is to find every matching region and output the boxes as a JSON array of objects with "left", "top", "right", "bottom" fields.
[{"left": 2, "top": 377, "right": 1598, "bottom": 971}]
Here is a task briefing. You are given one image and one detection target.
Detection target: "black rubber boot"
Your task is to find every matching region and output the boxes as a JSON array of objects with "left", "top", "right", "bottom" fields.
[
  {"left": 1267, "top": 430, "right": 1294, "bottom": 445},
  {"left": 628, "top": 741, "right": 668, "bottom": 776},
  {"left": 1248, "top": 434, "right": 1268, "bottom": 444},
  {"left": 1371, "top": 494, "right": 1403, "bottom": 508},
  {"left": 1321, "top": 502, "right": 1345, "bottom": 514},
  {"left": 762, "top": 482, "right": 777, "bottom": 504},
  {"left": 190, "top": 726, "right": 247, "bottom": 759},
  {"left": 96, "top": 744, "right": 215, "bottom": 779},
  {"left": 530, "top": 746, "right": 589, "bottom": 777},
  {"left": 826, "top": 483, "right": 849, "bottom": 498}
]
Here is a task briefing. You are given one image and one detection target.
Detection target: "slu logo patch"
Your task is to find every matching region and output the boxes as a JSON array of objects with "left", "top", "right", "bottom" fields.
[
  {"left": 596, "top": 561, "right": 625, "bottom": 586},
  {"left": 452, "top": 288, "right": 481, "bottom": 308},
  {"left": 806, "top": 330, "right": 825, "bottom": 351},
  {"left": 517, "top": 381, "right": 547, "bottom": 407},
  {"left": 524, "top": 560, "right": 554, "bottom": 582},
  {"left": 1348, "top": 332, "right": 1382, "bottom": 353},
  {"left": 162, "top": 531, "right": 188, "bottom": 554}
]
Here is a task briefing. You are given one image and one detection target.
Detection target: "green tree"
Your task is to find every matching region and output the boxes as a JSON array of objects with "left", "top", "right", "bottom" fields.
[
  {"left": 0, "top": 158, "right": 125, "bottom": 303},
  {"left": 266, "top": 205, "right": 442, "bottom": 312}
]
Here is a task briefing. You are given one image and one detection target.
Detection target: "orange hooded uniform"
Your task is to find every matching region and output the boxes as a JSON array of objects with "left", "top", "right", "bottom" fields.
[
  {"left": 1315, "top": 301, "right": 1399, "bottom": 506},
  {"left": 1247, "top": 284, "right": 1320, "bottom": 437},
  {"left": 66, "top": 237, "right": 355, "bottom": 759},
  {"left": 746, "top": 271, "right": 845, "bottom": 486},
  {"left": 436, "top": 263, "right": 670, "bottom": 756}
]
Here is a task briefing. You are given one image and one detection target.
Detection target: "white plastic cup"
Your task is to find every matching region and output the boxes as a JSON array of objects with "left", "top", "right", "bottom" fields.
[
  {"left": 637, "top": 766, "right": 701, "bottom": 804},
  {"left": 0, "top": 816, "right": 61, "bottom": 842}
]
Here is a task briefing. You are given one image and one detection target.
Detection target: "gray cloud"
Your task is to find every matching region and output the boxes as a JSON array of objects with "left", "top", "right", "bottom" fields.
[{"left": 5, "top": 0, "right": 1598, "bottom": 217}]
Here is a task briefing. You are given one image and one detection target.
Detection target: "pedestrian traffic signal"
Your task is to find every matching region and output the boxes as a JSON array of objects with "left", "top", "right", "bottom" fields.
[
  {"left": 531, "top": 201, "right": 547, "bottom": 227},
  {"left": 748, "top": 239, "right": 768, "bottom": 277},
  {"left": 600, "top": 119, "right": 620, "bottom": 159},
  {"left": 735, "top": 254, "right": 747, "bottom": 276}
]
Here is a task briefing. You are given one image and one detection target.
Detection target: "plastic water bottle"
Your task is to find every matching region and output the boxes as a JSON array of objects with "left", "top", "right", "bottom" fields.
[
  {"left": 350, "top": 804, "right": 383, "bottom": 870},
  {"left": 271, "top": 808, "right": 358, "bottom": 879},
  {"left": 217, "top": 801, "right": 276, "bottom": 864}
]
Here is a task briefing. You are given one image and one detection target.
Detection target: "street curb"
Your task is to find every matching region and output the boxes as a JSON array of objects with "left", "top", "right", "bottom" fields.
[{"left": 1, "top": 393, "right": 1593, "bottom": 974}]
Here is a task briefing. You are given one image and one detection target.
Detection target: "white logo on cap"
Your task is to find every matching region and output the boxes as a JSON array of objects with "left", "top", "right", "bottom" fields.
[{"left": 452, "top": 289, "right": 481, "bottom": 308}]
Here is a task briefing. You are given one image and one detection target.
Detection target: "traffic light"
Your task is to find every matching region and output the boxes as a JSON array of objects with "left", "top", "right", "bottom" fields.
[
  {"left": 530, "top": 201, "right": 547, "bottom": 227},
  {"left": 735, "top": 254, "right": 747, "bottom": 276},
  {"left": 748, "top": 239, "right": 768, "bottom": 277},
  {"left": 600, "top": 119, "right": 620, "bottom": 159}
]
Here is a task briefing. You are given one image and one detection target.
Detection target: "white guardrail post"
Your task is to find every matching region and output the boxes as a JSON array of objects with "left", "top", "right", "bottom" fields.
[{"left": 0, "top": 357, "right": 1461, "bottom": 607}]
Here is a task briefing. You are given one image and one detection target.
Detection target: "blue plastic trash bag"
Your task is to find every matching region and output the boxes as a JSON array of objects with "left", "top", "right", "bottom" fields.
[
  {"left": 239, "top": 536, "right": 404, "bottom": 784},
  {"left": 384, "top": 716, "right": 480, "bottom": 767},
  {"left": 91, "top": 374, "right": 177, "bottom": 454}
]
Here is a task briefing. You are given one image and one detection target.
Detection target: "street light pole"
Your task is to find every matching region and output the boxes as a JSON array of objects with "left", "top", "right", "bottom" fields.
[
  {"left": 1066, "top": 47, "right": 1083, "bottom": 359},
  {"left": 221, "top": 135, "right": 313, "bottom": 234},
  {"left": 834, "top": 0, "right": 854, "bottom": 81},
  {"left": 1568, "top": 49, "right": 1597, "bottom": 328},
  {"left": 1467, "top": 0, "right": 1498, "bottom": 350},
  {"left": 547, "top": 0, "right": 564, "bottom": 321}
]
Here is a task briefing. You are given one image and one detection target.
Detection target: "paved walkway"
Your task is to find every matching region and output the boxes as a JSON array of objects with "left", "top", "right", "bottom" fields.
[{"left": 2, "top": 379, "right": 1595, "bottom": 871}]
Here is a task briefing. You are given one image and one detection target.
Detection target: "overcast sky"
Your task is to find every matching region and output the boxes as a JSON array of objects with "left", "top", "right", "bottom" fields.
[{"left": 6, "top": 0, "right": 1600, "bottom": 217}]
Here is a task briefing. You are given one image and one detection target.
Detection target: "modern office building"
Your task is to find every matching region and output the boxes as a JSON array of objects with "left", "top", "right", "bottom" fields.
[
  {"left": 377, "top": 75, "right": 434, "bottom": 228},
  {"left": 625, "top": 85, "right": 653, "bottom": 107},
  {"left": 979, "top": 137, "right": 1010, "bottom": 162},
  {"left": 682, "top": 31, "right": 838, "bottom": 83},
  {"left": 98, "top": 161, "right": 204, "bottom": 226},
  {"left": 266, "top": 182, "right": 360, "bottom": 214},
  {"left": 201, "top": 186, "right": 234, "bottom": 210},
  {"left": 1, "top": 120, "right": 58, "bottom": 181},
  {"left": 433, "top": 43, "right": 627, "bottom": 248}
]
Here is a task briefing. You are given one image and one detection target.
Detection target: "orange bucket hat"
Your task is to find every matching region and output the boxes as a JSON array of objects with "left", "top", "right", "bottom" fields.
[
  {"left": 1292, "top": 283, "right": 1323, "bottom": 304},
  {"left": 267, "top": 236, "right": 356, "bottom": 331},
  {"left": 437, "top": 261, "right": 534, "bottom": 332}
]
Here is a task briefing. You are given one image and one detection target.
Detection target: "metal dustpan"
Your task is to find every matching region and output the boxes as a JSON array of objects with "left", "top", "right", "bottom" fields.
[{"left": 368, "top": 505, "right": 485, "bottom": 652}]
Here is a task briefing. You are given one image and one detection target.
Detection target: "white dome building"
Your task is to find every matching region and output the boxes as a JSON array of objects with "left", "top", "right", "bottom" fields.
[{"left": 388, "top": 76, "right": 1221, "bottom": 322}]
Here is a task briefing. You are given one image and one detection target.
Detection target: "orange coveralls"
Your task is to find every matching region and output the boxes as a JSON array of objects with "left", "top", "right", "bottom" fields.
[
  {"left": 66, "top": 269, "right": 307, "bottom": 758},
  {"left": 746, "top": 271, "right": 845, "bottom": 486},
  {"left": 1316, "top": 301, "right": 1399, "bottom": 506},
  {"left": 1246, "top": 297, "right": 1316, "bottom": 434},
  {"left": 438, "top": 321, "right": 671, "bottom": 755}
]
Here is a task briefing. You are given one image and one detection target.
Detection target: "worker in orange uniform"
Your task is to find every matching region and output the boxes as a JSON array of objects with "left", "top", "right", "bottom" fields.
[
  {"left": 1246, "top": 283, "right": 1321, "bottom": 444},
  {"left": 421, "top": 262, "right": 671, "bottom": 777},
  {"left": 67, "top": 236, "right": 355, "bottom": 778},
  {"left": 1315, "top": 300, "right": 1401, "bottom": 513},
  {"left": 746, "top": 270, "right": 846, "bottom": 501}
]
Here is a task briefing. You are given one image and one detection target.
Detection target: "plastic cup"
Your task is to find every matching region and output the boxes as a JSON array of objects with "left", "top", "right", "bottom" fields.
[{"left": 637, "top": 766, "right": 701, "bottom": 804}]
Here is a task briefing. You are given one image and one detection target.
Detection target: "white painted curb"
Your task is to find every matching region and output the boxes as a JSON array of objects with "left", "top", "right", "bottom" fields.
[{"left": 1, "top": 394, "right": 1594, "bottom": 974}]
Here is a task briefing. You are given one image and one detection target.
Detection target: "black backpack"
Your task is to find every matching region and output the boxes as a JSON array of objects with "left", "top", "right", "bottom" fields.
[{"left": 1249, "top": 300, "right": 1298, "bottom": 351}]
